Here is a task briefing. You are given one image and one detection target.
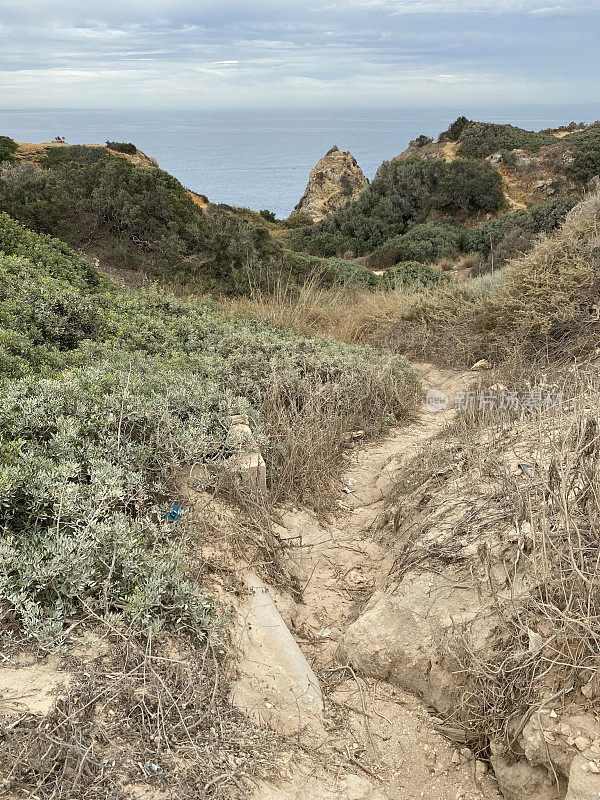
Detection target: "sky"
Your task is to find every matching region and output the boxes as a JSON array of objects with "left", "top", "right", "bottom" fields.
[{"left": 0, "top": 0, "right": 598, "bottom": 109}]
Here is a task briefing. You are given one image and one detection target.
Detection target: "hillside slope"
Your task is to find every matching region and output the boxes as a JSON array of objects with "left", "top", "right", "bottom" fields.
[
  {"left": 393, "top": 119, "right": 593, "bottom": 211},
  {"left": 290, "top": 118, "right": 594, "bottom": 273}
]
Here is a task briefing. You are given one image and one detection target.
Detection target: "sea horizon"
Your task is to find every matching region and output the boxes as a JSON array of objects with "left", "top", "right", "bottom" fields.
[{"left": 2, "top": 103, "right": 599, "bottom": 218}]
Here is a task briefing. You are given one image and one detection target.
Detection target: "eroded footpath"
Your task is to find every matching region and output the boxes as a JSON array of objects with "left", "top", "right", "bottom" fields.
[{"left": 229, "top": 365, "right": 505, "bottom": 800}]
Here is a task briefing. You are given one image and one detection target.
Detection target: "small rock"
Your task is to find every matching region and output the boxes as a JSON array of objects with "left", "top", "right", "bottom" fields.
[
  {"left": 589, "top": 761, "right": 600, "bottom": 774},
  {"left": 528, "top": 628, "right": 544, "bottom": 654},
  {"left": 471, "top": 359, "right": 492, "bottom": 371},
  {"left": 561, "top": 723, "right": 573, "bottom": 736},
  {"left": 582, "top": 677, "right": 599, "bottom": 700},
  {"left": 576, "top": 736, "right": 591, "bottom": 751},
  {"left": 475, "top": 760, "right": 488, "bottom": 779}
]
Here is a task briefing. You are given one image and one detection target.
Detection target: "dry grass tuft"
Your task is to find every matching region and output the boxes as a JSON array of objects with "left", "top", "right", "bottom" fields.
[
  {"left": 0, "top": 630, "right": 287, "bottom": 799},
  {"left": 485, "top": 216, "right": 600, "bottom": 359},
  {"left": 434, "top": 252, "right": 483, "bottom": 273},
  {"left": 383, "top": 360, "right": 600, "bottom": 750},
  {"left": 222, "top": 274, "right": 502, "bottom": 368}
]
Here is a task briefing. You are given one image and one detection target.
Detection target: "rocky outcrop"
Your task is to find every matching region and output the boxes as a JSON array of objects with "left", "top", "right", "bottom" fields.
[
  {"left": 390, "top": 132, "right": 583, "bottom": 211},
  {"left": 292, "top": 146, "right": 368, "bottom": 222},
  {"left": 15, "top": 141, "right": 159, "bottom": 169}
]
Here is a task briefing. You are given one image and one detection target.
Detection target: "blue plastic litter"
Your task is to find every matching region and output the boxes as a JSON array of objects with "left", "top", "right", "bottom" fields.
[
  {"left": 518, "top": 463, "right": 533, "bottom": 478},
  {"left": 164, "top": 504, "right": 182, "bottom": 521}
]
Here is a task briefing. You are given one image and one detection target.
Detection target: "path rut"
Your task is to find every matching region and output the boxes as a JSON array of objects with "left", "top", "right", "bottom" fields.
[{"left": 238, "top": 365, "right": 504, "bottom": 799}]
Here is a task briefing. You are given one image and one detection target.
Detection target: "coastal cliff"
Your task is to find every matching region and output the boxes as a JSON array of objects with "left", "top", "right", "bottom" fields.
[
  {"left": 292, "top": 145, "right": 368, "bottom": 222},
  {"left": 391, "top": 123, "right": 589, "bottom": 211},
  {"left": 14, "top": 140, "right": 159, "bottom": 169}
]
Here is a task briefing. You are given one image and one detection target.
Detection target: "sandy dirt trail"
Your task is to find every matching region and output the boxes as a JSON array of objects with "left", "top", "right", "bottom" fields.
[{"left": 244, "top": 365, "right": 504, "bottom": 800}]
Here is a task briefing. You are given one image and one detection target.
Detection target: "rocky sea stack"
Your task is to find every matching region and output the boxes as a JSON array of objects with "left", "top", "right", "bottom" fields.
[{"left": 292, "top": 145, "right": 368, "bottom": 222}]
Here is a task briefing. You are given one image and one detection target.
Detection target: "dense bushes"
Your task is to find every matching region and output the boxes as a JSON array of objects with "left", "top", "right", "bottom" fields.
[
  {"left": 0, "top": 135, "right": 17, "bottom": 163},
  {"left": 564, "top": 122, "right": 600, "bottom": 183},
  {"left": 379, "top": 260, "right": 451, "bottom": 290},
  {"left": 291, "top": 157, "right": 503, "bottom": 258},
  {"left": 0, "top": 146, "right": 384, "bottom": 296},
  {"left": 106, "top": 140, "right": 137, "bottom": 154},
  {"left": 283, "top": 249, "right": 378, "bottom": 289},
  {"left": 435, "top": 159, "right": 504, "bottom": 214},
  {"left": 438, "top": 118, "right": 558, "bottom": 158},
  {"left": 436, "top": 117, "right": 600, "bottom": 186},
  {"left": 0, "top": 147, "right": 285, "bottom": 294},
  {"left": 0, "top": 214, "right": 417, "bottom": 646},
  {"left": 466, "top": 198, "right": 575, "bottom": 273},
  {"left": 367, "top": 222, "right": 465, "bottom": 269}
]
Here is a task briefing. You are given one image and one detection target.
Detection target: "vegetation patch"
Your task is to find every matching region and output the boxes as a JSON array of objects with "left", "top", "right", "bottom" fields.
[
  {"left": 438, "top": 117, "right": 559, "bottom": 158},
  {"left": 0, "top": 135, "right": 18, "bottom": 163},
  {"left": 484, "top": 214, "right": 600, "bottom": 357},
  {"left": 564, "top": 121, "right": 600, "bottom": 182},
  {"left": 367, "top": 222, "right": 465, "bottom": 269},
  {"left": 106, "top": 140, "right": 138, "bottom": 154},
  {"left": 290, "top": 157, "right": 504, "bottom": 258},
  {"left": 283, "top": 249, "right": 378, "bottom": 289},
  {"left": 466, "top": 198, "right": 575, "bottom": 273},
  {"left": 0, "top": 145, "right": 284, "bottom": 294},
  {"left": 0, "top": 214, "right": 417, "bottom": 648},
  {"left": 379, "top": 260, "right": 451, "bottom": 290}
]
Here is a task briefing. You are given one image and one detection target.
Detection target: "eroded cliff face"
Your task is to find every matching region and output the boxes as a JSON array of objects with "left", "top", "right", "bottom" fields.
[
  {"left": 391, "top": 130, "right": 583, "bottom": 211},
  {"left": 15, "top": 140, "right": 159, "bottom": 169},
  {"left": 292, "top": 145, "right": 368, "bottom": 222},
  {"left": 14, "top": 141, "right": 213, "bottom": 208}
]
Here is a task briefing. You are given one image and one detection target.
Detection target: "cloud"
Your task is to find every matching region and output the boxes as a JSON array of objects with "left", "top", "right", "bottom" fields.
[
  {"left": 321, "top": 0, "right": 597, "bottom": 11},
  {"left": 0, "top": 0, "right": 597, "bottom": 108}
]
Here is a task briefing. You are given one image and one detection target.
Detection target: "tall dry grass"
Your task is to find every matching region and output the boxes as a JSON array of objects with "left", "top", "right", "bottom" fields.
[
  {"left": 222, "top": 273, "right": 503, "bottom": 367},
  {"left": 384, "top": 359, "right": 600, "bottom": 750},
  {"left": 485, "top": 216, "right": 600, "bottom": 360}
]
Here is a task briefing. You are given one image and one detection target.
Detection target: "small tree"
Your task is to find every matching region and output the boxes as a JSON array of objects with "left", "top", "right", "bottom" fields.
[{"left": 0, "top": 135, "right": 18, "bottom": 163}]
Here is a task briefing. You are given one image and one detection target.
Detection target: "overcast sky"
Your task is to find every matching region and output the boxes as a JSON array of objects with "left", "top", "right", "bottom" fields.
[{"left": 1, "top": 0, "right": 598, "bottom": 109}]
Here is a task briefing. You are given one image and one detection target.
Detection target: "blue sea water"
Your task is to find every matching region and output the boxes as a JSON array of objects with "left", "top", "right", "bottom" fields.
[{"left": 1, "top": 105, "right": 599, "bottom": 219}]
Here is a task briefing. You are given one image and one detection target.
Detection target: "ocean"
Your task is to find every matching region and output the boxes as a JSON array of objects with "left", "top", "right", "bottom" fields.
[{"left": 1, "top": 105, "right": 599, "bottom": 219}]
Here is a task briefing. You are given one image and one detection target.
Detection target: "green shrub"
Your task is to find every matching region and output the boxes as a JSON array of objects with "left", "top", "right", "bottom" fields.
[
  {"left": 106, "top": 140, "right": 137, "bottom": 155},
  {"left": 466, "top": 198, "right": 575, "bottom": 273},
  {"left": 438, "top": 116, "right": 470, "bottom": 142},
  {"left": 259, "top": 209, "right": 277, "bottom": 223},
  {"left": 291, "top": 158, "right": 503, "bottom": 259},
  {"left": 0, "top": 147, "right": 287, "bottom": 294},
  {"left": 41, "top": 145, "right": 111, "bottom": 167},
  {"left": 286, "top": 212, "right": 314, "bottom": 229},
  {"left": 438, "top": 119, "right": 557, "bottom": 158},
  {"left": 0, "top": 135, "right": 18, "bottom": 163},
  {"left": 0, "top": 214, "right": 417, "bottom": 646},
  {"left": 283, "top": 250, "right": 377, "bottom": 289},
  {"left": 367, "top": 223, "right": 465, "bottom": 268},
  {"left": 564, "top": 122, "right": 600, "bottom": 183},
  {"left": 411, "top": 135, "right": 433, "bottom": 147},
  {"left": 379, "top": 260, "right": 451, "bottom": 290},
  {"left": 434, "top": 159, "right": 504, "bottom": 214}
]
